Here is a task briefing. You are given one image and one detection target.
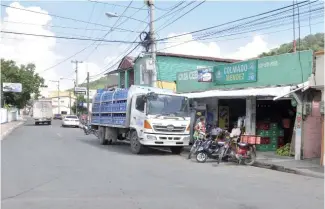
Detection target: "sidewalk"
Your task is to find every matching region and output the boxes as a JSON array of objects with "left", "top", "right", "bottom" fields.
[
  {"left": 254, "top": 151, "right": 324, "bottom": 179},
  {"left": 182, "top": 146, "right": 324, "bottom": 178},
  {"left": 1, "top": 117, "right": 26, "bottom": 140}
]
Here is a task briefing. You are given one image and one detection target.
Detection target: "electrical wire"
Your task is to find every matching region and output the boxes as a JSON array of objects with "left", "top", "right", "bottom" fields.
[
  {"left": 155, "top": 0, "right": 313, "bottom": 42},
  {"left": 155, "top": 3, "right": 322, "bottom": 51},
  {"left": 157, "top": 11, "right": 323, "bottom": 52},
  {"left": 1, "top": 20, "right": 137, "bottom": 33},
  {"left": 0, "top": 3, "right": 142, "bottom": 33},
  {"left": 88, "top": 0, "right": 147, "bottom": 11},
  {"left": 0, "top": 31, "right": 142, "bottom": 43},
  {"left": 156, "top": 1, "right": 206, "bottom": 32}
]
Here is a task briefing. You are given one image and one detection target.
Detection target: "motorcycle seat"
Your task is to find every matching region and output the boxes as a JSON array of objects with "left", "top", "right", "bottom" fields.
[
  {"left": 238, "top": 142, "right": 249, "bottom": 147},
  {"left": 217, "top": 141, "right": 225, "bottom": 146}
]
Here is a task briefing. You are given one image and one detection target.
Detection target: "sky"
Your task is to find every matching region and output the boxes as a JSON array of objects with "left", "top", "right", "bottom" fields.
[{"left": 1, "top": 0, "right": 324, "bottom": 92}]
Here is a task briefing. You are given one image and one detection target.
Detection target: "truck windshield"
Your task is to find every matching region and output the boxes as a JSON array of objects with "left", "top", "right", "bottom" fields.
[{"left": 147, "top": 94, "right": 189, "bottom": 117}]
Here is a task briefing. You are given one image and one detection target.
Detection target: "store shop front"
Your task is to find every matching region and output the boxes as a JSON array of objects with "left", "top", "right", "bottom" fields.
[{"left": 177, "top": 51, "right": 314, "bottom": 160}]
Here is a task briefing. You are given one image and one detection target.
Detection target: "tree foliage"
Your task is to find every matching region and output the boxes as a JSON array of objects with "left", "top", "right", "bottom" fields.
[
  {"left": 71, "top": 95, "right": 88, "bottom": 115},
  {"left": 1, "top": 59, "right": 45, "bottom": 108},
  {"left": 259, "top": 33, "right": 324, "bottom": 57}
]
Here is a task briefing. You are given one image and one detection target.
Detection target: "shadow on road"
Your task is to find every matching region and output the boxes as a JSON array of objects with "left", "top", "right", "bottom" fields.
[{"left": 78, "top": 138, "right": 178, "bottom": 156}]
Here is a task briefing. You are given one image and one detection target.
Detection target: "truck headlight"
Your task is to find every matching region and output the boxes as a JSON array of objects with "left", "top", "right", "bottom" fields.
[{"left": 147, "top": 135, "right": 157, "bottom": 140}]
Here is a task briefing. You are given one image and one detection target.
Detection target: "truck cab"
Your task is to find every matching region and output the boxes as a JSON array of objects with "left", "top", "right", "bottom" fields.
[{"left": 129, "top": 92, "right": 191, "bottom": 154}]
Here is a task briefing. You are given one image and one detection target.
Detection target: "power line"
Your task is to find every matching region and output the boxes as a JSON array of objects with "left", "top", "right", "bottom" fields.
[
  {"left": 0, "top": 30, "right": 142, "bottom": 43},
  {"left": 157, "top": 12, "right": 323, "bottom": 52},
  {"left": 156, "top": 1, "right": 206, "bottom": 32},
  {"left": 84, "top": 0, "right": 134, "bottom": 60},
  {"left": 2, "top": 20, "right": 138, "bottom": 33},
  {"left": 155, "top": 0, "right": 313, "bottom": 41},
  {"left": 0, "top": 4, "right": 142, "bottom": 33},
  {"left": 88, "top": 0, "right": 147, "bottom": 11}
]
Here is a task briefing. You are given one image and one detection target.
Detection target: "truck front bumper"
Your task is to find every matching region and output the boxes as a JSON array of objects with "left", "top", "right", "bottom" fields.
[{"left": 140, "top": 133, "right": 190, "bottom": 146}]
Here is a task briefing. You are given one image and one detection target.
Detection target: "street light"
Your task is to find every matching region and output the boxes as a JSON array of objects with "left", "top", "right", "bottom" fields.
[
  {"left": 105, "top": 12, "right": 119, "bottom": 18},
  {"left": 48, "top": 80, "right": 60, "bottom": 114}
]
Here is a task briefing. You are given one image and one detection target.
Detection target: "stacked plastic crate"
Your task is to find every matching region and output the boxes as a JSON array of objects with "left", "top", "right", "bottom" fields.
[
  {"left": 91, "top": 92, "right": 102, "bottom": 124},
  {"left": 256, "top": 122, "right": 284, "bottom": 151},
  {"left": 111, "top": 89, "right": 128, "bottom": 126},
  {"left": 100, "top": 91, "right": 113, "bottom": 124}
]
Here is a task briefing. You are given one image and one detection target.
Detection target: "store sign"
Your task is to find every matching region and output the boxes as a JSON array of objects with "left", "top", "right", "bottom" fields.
[
  {"left": 198, "top": 68, "right": 213, "bottom": 82},
  {"left": 3, "top": 83, "right": 22, "bottom": 92},
  {"left": 214, "top": 60, "right": 257, "bottom": 85},
  {"left": 177, "top": 71, "right": 198, "bottom": 81}
]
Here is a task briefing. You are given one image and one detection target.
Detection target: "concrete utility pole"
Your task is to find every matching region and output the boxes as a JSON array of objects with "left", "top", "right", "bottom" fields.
[
  {"left": 87, "top": 72, "right": 90, "bottom": 123},
  {"left": 71, "top": 60, "right": 83, "bottom": 116},
  {"left": 146, "top": 0, "right": 157, "bottom": 87}
]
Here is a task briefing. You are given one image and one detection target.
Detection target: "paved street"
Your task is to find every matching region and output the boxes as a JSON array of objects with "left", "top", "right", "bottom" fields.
[{"left": 2, "top": 119, "right": 324, "bottom": 209}]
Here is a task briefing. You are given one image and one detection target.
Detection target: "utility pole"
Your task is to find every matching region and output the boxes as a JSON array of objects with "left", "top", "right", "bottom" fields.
[
  {"left": 146, "top": 0, "right": 156, "bottom": 87},
  {"left": 86, "top": 72, "right": 90, "bottom": 123},
  {"left": 71, "top": 60, "right": 83, "bottom": 116}
]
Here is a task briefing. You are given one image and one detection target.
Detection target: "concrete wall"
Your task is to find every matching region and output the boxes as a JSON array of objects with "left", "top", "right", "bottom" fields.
[
  {"left": 303, "top": 90, "right": 322, "bottom": 158},
  {"left": 0, "top": 108, "right": 18, "bottom": 124}
]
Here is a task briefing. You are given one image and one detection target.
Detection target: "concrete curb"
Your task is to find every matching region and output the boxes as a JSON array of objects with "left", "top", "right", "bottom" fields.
[
  {"left": 253, "top": 161, "right": 324, "bottom": 179},
  {"left": 1, "top": 120, "right": 26, "bottom": 140}
]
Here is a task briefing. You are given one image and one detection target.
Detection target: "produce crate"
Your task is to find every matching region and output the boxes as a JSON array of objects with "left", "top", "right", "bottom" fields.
[
  {"left": 260, "top": 137, "right": 270, "bottom": 144},
  {"left": 270, "top": 123, "right": 278, "bottom": 130},
  {"left": 270, "top": 144, "right": 277, "bottom": 151},
  {"left": 278, "top": 130, "right": 284, "bottom": 136},
  {"left": 256, "top": 145, "right": 270, "bottom": 151},
  {"left": 270, "top": 136, "right": 278, "bottom": 143},
  {"left": 241, "top": 135, "right": 261, "bottom": 144}
]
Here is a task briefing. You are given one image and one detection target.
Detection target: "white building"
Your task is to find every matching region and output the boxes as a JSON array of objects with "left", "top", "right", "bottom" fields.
[{"left": 51, "top": 96, "right": 76, "bottom": 115}]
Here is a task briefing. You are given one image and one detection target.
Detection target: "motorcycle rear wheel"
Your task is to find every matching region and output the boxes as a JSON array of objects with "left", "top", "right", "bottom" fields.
[
  {"left": 243, "top": 147, "right": 256, "bottom": 166},
  {"left": 196, "top": 152, "right": 208, "bottom": 163}
]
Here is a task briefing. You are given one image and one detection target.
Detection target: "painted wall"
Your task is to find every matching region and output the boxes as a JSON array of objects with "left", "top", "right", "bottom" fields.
[
  {"left": 315, "top": 54, "right": 324, "bottom": 87},
  {"left": 133, "top": 55, "right": 228, "bottom": 87},
  {"left": 303, "top": 91, "right": 322, "bottom": 158},
  {"left": 176, "top": 50, "right": 314, "bottom": 93}
]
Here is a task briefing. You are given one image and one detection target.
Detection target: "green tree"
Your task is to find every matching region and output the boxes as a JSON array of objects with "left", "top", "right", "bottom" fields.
[
  {"left": 259, "top": 33, "right": 324, "bottom": 57},
  {"left": 71, "top": 95, "right": 88, "bottom": 115},
  {"left": 1, "top": 59, "right": 45, "bottom": 108}
]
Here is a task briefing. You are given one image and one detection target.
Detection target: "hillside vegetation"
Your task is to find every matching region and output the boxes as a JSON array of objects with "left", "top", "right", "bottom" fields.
[
  {"left": 259, "top": 33, "right": 324, "bottom": 57},
  {"left": 78, "top": 74, "right": 118, "bottom": 90}
]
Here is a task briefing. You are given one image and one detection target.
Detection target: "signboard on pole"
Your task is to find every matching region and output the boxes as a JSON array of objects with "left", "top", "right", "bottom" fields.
[
  {"left": 74, "top": 87, "right": 87, "bottom": 95},
  {"left": 214, "top": 60, "right": 257, "bottom": 85},
  {"left": 3, "top": 83, "right": 22, "bottom": 92}
]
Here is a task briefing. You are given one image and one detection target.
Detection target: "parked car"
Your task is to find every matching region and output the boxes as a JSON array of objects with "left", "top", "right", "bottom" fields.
[
  {"left": 62, "top": 115, "right": 80, "bottom": 128},
  {"left": 53, "top": 114, "right": 63, "bottom": 120}
]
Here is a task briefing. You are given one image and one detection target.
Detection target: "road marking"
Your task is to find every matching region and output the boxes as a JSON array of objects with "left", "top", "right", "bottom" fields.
[{"left": 56, "top": 133, "right": 62, "bottom": 138}]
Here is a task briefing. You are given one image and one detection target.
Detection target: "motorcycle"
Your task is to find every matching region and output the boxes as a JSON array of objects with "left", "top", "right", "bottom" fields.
[
  {"left": 187, "top": 131, "right": 207, "bottom": 160},
  {"left": 83, "top": 124, "right": 98, "bottom": 137},
  {"left": 195, "top": 138, "right": 226, "bottom": 163},
  {"left": 217, "top": 136, "right": 256, "bottom": 166}
]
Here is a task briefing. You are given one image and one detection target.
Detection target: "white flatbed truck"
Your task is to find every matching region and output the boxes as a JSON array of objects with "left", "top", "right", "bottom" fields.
[{"left": 91, "top": 85, "right": 191, "bottom": 154}]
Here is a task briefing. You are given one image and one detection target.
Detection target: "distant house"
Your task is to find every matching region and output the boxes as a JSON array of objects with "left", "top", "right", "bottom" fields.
[{"left": 107, "top": 52, "right": 239, "bottom": 90}]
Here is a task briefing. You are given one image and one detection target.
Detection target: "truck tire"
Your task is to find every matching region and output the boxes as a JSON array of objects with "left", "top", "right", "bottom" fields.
[
  {"left": 48, "top": 121, "right": 51, "bottom": 125},
  {"left": 130, "top": 131, "right": 146, "bottom": 154},
  {"left": 35, "top": 122, "right": 39, "bottom": 125},
  {"left": 98, "top": 127, "right": 108, "bottom": 145},
  {"left": 170, "top": 147, "right": 183, "bottom": 155}
]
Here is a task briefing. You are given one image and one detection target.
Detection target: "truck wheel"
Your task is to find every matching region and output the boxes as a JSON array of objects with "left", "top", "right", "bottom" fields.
[
  {"left": 130, "top": 131, "right": 146, "bottom": 154},
  {"left": 48, "top": 122, "right": 51, "bottom": 125},
  {"left": 35, "top": 122, "right": 39, "bottom": 125},
  {"left": 170, "top": 147, "right": 183, "bottom": 155},
  {"left": 98, "top": 127, "right": 108, "bottom": 145}
]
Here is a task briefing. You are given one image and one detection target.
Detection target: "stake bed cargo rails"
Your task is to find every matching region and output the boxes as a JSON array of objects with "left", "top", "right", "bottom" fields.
[{"left": 91, "top": 85, "right": 191, "bottom": 154}]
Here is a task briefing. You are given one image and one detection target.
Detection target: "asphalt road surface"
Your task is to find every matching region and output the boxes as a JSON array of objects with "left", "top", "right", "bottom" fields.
[{"left": 2, "top": 119, "right": 324, "bottom": 209}]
